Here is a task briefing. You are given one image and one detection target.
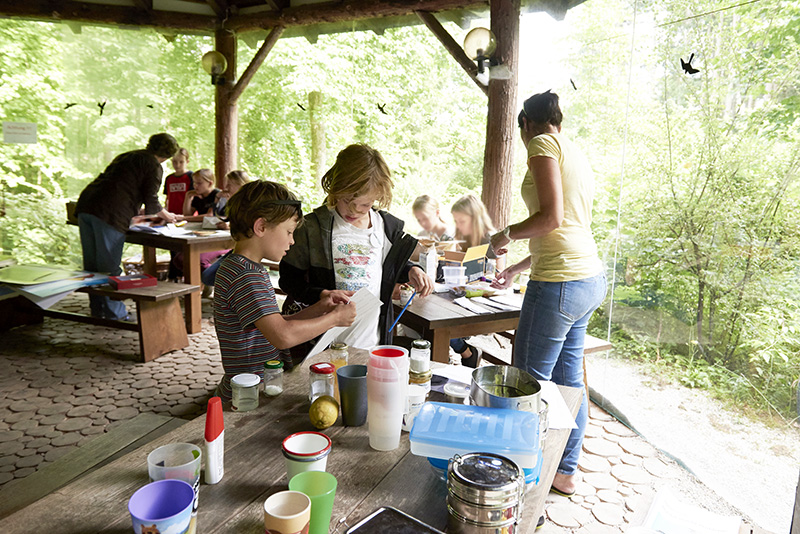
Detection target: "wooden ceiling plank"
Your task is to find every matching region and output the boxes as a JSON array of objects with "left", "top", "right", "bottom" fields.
[
  {"left": 415, "top": 10, "right": 488, "bottom": 96},
  {"left": 229, "top": 24, "right": 285, "bottom": 104},
  {"left": 263, "top": 0, "right": 287, "bottom": 10},
  {"left": 206, "top": 0, "right": 228, "bottom": 17},
  {"left": 131, "top": 0, "right": 153, "bottom": 13}
]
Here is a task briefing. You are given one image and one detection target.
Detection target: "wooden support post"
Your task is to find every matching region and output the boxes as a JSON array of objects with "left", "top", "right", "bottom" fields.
[
  {"left": 308, "top": 90, "right": 326, "bottom": 187},
  {"left": 215, "top": 28, "right": 238, "bottom": 188},
  {"left": 415, "top": 10, "right": 488, "bottom": 96},
  {"left": 229, "top": 25, "right": 284, "bottom": 104},
  {"left": 482, "top": 0, "right": 520, "bottom": 230}
]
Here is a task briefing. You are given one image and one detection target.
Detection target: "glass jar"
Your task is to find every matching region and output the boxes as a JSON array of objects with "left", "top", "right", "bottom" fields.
[
  {"left": 329, "top": 342, "right": 349, "bottom": 370},
  {"left": 263, "top": 360, "right": 284, "bottom": 397},
  {"left": 309, "top": 362, "right": 335, "bottom": 403},
  {"left": 231, "top": 373, "right": 260, "bottom": 411}
]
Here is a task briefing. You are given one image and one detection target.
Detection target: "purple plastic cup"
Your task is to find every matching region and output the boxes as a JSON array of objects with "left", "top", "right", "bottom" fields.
[{"left": 128, "top": 479, "right": 194, "bottom": 534}]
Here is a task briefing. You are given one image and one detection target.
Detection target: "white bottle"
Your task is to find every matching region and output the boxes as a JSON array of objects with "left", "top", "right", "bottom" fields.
[{"left": 204, "top": 396, "right": 224, "bottom": 484}]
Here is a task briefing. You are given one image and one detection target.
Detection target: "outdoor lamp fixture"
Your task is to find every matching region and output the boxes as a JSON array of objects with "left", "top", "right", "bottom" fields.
[
  {"left": 463, "top": 27, "right": 497, "bottom": 74},
  {"left": 463, "top": 27, "right": 512, "bottom": 84},
  {"left": 202, "top": 51, "right": 228, "bottom": 85}
]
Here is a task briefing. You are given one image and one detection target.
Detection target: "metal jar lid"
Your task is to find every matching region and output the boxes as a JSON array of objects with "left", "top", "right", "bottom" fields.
[
  {"left": 411, "top": 339, "right": 431, "bottom": 350},
  {"left": 447, "top": 453, "right": 524, "bottom": 506},
  {"left": 330, "top": 342, "right": 348, "bottom": 351}
]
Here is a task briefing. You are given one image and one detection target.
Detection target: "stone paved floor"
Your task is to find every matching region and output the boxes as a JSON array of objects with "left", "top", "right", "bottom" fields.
[{"left": 0, "top": 293, "right": 760, "bottom": 531}]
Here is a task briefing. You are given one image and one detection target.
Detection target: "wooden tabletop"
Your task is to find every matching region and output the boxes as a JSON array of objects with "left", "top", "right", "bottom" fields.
[{"left": 0, "top": 350, "right": 579, "bottom": 534}]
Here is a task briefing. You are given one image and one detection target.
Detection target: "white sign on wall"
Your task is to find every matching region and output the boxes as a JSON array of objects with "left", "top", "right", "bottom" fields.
[{"left": 3, "top": 122, "right": 37, "bottom": 144}]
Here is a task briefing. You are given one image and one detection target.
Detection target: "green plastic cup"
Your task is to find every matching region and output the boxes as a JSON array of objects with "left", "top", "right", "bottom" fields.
[{"left": 288, "top": 471, "right": 338, "bottom": 534}]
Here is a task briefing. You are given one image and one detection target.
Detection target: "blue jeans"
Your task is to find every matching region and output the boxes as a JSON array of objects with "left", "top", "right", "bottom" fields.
[
  {"left": 513, "top": 272, "right": 607, "bottom": 475},
  {"left": 77, "top": 213, "right": 128, "bottom": 320}
]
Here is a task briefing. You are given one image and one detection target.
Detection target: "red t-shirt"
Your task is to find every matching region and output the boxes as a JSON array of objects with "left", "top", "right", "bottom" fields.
[{"left": 163, "top": 171, "right": 193, "bottom": 214}]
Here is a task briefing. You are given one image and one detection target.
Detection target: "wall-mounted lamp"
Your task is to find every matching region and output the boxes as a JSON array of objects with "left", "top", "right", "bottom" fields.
[
  {"left": 463, "top": 27, "right": 512, "bottom": 84},
  {"left": 202, "top": 51, "right": 228, "bottom": 86}
]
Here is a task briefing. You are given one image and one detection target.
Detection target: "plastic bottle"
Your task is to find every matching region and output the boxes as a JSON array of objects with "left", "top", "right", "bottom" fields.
[{"left": 204, "top": 396, "right": 224, "bottom": 484}]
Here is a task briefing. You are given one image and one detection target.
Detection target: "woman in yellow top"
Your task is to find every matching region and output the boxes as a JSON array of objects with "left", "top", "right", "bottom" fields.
[{"left": 491, "top": 91, "right": 607, "bottom": 497}]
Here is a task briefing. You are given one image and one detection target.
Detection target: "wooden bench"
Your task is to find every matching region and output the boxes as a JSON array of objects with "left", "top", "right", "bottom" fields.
[
  {"left": 4, "top": 281, "right": 199, "bottom": 362},
  {"left": 0, "top": 413, "right": 184, "bottom": 520}
]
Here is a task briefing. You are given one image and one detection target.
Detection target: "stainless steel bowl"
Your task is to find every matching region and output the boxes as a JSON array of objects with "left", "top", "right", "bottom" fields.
[{"left": 469, "top": 365, "right": 542, "bottom": 414}]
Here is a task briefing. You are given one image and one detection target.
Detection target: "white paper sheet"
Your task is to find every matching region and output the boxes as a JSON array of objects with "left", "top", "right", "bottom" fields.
[
  {"left": 643, "top": 488, "right": 741, "bottom": 533},
  {"left": 471, "top": 296, "right": 518, "bottom": 311},
  {"left": 202, "top": 216, "right": 222, "bottom": 229},
  {"left": 306, "top": 288, "right": 383, "bottom": 358},
  {"left": 453, "top": 296, "right": 492, "bottom": 314},
  {"left": 431, "top": 364, "right": 475, "bottom": 385},
  {"left": 540, "top": 381, "right": 578, "bottom": 429},
  {"left": 489, "top": 294, "right": 523, "bottom": 309}
]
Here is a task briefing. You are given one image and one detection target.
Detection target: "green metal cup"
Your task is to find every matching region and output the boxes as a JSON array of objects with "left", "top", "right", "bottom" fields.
[{"left": 288, "top": 471, "right": 338, "bottom": 534}]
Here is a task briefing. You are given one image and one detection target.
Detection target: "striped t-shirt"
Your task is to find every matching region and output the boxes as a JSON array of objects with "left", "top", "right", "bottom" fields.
[{"left": 213, "top": 253, "right": 279, "bottom": 401}]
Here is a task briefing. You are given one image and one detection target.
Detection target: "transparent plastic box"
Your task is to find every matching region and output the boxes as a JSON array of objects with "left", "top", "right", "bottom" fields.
[{"left": 409, "top": 402, "right": 540, "bottom": 468}]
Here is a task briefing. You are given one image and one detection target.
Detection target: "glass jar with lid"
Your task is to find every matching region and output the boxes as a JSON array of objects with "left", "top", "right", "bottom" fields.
[
  {"left": 263, "top": 360, "right": 284, "bottom": 397},
  {"left": 231, "top": 373, "right": 261, "bottom": 411},
  {"left": 329, "top": 342, "right": 349, "bottom": 370},
  {"left": 309, "top": 362, "right": 335, "bottom": 403},
  {"left": 409, "top": 339, "right": 432, "bottom": 394}
]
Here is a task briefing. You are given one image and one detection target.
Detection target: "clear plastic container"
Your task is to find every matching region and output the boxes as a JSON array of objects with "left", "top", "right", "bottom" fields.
[
  {"left": 263, "top": 360, "right": 284, "bottom": 397},
  {"left": 309, "top": 363, "right": 335, "bottom": 403},
  {"left": 231, "top": 373, "right": 261, "bottom": 411},
  {"left": 409, "top": 401, "right": 540, "bottom": 469},
  {"left": 443, "top": 266, "right": 467, "bottom": 286}
]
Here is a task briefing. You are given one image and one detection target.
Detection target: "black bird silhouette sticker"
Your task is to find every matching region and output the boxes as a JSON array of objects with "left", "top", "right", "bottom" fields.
[
  {"left": 146, "top": 104, "right": 154, "bottom": 109},
  {"left": 681, "top": 53, "right": 700, "bottom": 75},
  {"left": 97, "top": 100, "right": 107, "bottom": 116},
  {"left": 64, "top": 103, "right": 77, "bottom": 109},
  {"left": 570, "top": 79, "right": 577, "bottom": 91},
  {"left": 296, "top": 103, "right": 306, "bottom": 111},
  {"left": 377, "top": 103, "right": 388, "bottom": 115}
]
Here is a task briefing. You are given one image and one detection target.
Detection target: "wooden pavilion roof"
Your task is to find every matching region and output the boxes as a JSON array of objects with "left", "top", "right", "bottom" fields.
[{"left": 0, "top": 0, "right": 587, "bottom": 39}]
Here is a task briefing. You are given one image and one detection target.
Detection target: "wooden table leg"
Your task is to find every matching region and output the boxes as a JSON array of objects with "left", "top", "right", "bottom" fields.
[
  {"left": 183, "top": 244, "right": 202, "bottom": 334},
  {"left": 429, "top": 327, "right": 451, "bottom": 363},
  {"left": 141, "top": 246, "right": 157, "bottom": 276}
]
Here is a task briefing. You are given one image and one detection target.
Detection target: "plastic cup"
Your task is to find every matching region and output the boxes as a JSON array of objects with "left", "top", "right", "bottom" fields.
[
  {"left": 147, "top": 443, "right": 201, "bottom": 534},
  {"left": 281, "top": 431, "right": 332, "bottom": 481},
  {"left": 336, "top": 364, "right": 368, "bottom": 427},
  {"left": 264, "top": 490, "right": 312, "bottom": 534},
  {"left": 288, "top": 471, "right": 338, "bottom": 534},
  {"left": 367, "top": 346, "right": 409, "bottom": 451},
  {"left": 128, "top": 479, "right": 194, "bottom": 534}
]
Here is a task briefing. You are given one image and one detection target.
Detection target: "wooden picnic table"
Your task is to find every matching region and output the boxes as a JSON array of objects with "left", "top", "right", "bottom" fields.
[
  {"left": 125, "top": 224, "right": 234, "bottom": 334},
  {"left": 394, "top": 291, "right": 523, "bottom": 363},
  {"left": 0, "top": 349, "right": 579, "bottom": 534}
]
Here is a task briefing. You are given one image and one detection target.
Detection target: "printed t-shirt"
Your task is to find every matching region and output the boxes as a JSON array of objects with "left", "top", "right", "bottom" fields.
[
  {"left": 331, "top": 208, "right": 390, "bottom": 349},
  {"left": 191, "top": 189, "right": 221, "bottom": 216},
  {"left": 163, "top": 171, "right": 193, "bottom": 214},
  {"left": 214, "top": 253, "right": 279, "bottom": 401},
  {"left": 521, "top": 132, "right": 602, "bottom": 282}
]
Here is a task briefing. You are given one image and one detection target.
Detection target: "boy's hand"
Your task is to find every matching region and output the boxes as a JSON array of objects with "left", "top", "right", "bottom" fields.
[
  {"left": 407, "top": 267, "right": 433, "bottom": 298},
  {"left": 320, "top": 289, "right": 354, "bottom": 305},
  {"left": 332, "top": 301, "right": 357, "bottom": 327}
]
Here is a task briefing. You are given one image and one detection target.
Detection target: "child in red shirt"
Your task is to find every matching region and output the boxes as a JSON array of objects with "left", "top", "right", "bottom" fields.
[{"left": 163, "top": 147, "right": 193, "bottom": 214}]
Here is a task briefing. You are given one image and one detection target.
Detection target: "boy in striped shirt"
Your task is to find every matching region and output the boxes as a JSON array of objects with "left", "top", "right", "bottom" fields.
[{"left": 213, "top": 180, "right": 356, "bottom": 402}]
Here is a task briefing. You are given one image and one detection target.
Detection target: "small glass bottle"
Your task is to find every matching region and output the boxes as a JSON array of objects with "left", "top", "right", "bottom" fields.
[
  {"left": 231, "top": 373, "right": 260, "bottom": 412},
  {"left": 329, "top": 342, "right": 349, "bottom": 370},
  {"left": 263, "top": 360, "right": 284, "bottom": 397},
  {"left": 409, "top": 339, "right": 432, "bottom": 395},
  {"left": 309, "top": 362, "right": 335, "bottom": 403}
]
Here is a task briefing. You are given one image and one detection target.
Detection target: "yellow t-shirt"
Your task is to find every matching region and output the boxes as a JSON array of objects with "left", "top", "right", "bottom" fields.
[{"left": 521, "top": 132, "right": 602, "bottom": 282}]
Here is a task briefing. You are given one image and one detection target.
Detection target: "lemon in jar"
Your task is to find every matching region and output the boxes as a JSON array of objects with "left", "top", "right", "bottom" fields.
[{"left": 309, "top": 395, "right": 339, "bottom": 429}]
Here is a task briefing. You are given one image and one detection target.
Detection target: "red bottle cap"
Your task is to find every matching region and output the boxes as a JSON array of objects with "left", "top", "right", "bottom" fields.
[{"left": 205, "top": 397, "right": 224, "bottom": 441}]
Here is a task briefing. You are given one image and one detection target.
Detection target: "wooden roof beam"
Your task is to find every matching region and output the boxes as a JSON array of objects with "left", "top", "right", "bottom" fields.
[
  {"left": 227, "top": 0, "right": 487, "bottom": 33},
  {"left": 416, "top": 10, "right": 487, "bottom": 96},
  {"left": 0, "top": 1, "right": 216, "bottom": 32},
  {"left": 131, "top": 0, "right": 153, "bottom": 13},
  {"left": 263, "top": 0, "right": 288, "bottom": 11},
  {"left": 206, "top": 0, "right": 229, "bottom": 18}
]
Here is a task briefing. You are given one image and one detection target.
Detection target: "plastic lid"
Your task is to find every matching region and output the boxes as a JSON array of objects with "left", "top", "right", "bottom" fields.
[
  {"left": 231, "top": 373, "right": 261, "bottom": 387},
  {"left": 310, "top": 363, "right": 335, "bottom": 375},
  {"left": 205, "top": 396, "right": 224, "bottom": 441},
  {"left": 409, "top": 402, "right": 540, "bottom": 468},
  {"left": 265, "top": 360, "right": 284, "bottom": 369}
]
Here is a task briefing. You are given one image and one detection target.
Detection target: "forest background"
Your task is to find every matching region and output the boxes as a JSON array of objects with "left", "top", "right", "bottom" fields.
[{"left": 1, "top": 0, "right": 799, "bottom": 423}]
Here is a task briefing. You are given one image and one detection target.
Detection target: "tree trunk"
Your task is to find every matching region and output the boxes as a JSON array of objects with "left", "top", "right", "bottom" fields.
[
  {"left": 482, "top": 0, "right": 520, "bottom": 230},
  {"left": 215, "top": 28, "right": 238, "bottom": 188},
  {"left": 308, "top": 91, "right": 326, "bottom": 189}
]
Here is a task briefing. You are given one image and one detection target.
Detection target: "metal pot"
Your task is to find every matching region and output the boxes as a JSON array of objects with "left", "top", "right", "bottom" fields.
[{"left": 470, "top": 366, "right": 542, "bottom": 414}]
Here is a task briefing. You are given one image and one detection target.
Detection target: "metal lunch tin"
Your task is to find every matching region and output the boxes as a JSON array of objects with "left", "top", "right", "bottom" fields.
[{"left": 446, "top": 453, "right": 525, "bottom": 534}]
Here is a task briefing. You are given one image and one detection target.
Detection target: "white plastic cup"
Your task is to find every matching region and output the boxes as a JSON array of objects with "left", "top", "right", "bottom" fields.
[
  {"left": 367, "top": 346, "right": 409, "bottom": 451},
  {"left": 281, "top": 431, "right": 332, "bottom": 481},
  {"left": 402, "top": 384, "right": 428, "bottom": 432}
]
